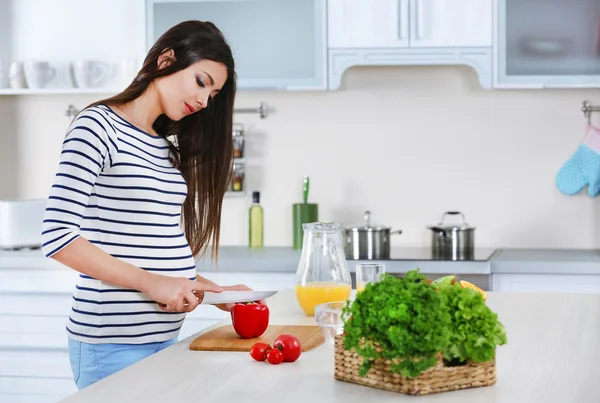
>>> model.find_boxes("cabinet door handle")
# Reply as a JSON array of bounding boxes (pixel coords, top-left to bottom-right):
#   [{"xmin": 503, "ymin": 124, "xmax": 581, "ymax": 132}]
[
  {"xmin": 414, "ymin": 0, "xmax": 423, "ymax": 40},
  {"xmin": 397, "ymin": 0, "xmax": 404, "ymax": 40}
]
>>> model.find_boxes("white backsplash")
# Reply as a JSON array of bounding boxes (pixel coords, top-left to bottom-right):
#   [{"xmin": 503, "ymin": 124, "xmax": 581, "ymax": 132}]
[{"xmin": 1, "ymin": 65, "xmax": 600, "ymax": 249}]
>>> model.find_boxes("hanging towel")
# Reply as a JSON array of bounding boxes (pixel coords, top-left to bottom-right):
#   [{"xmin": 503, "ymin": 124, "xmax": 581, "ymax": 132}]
[{"xmin": 556, "ymin": 125, "xmax": 600, "ymax": 197}]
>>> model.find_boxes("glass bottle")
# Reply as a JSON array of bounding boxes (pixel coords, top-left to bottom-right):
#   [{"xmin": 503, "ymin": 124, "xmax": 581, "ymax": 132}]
[
  {"xmin": 249, "ymin": 191, "xmax": 263, "ymax": 249},
  {"xmin": 295, "ymin": 222, "xmax": 352, "ymax": 316}
]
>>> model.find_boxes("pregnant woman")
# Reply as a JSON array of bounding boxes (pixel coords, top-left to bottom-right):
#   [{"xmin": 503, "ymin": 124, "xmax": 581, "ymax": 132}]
[{"xmin": 41, "ymin": 21, "xmax": 254, "ymax": 389}]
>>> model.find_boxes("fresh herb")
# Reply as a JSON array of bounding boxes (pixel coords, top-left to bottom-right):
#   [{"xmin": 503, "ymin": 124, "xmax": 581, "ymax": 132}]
[
  {"xmin": 438, "ymin": 282, "xmax": 507, "ymax": 365},
  {"xmin": 341, "ymin": 270, "xmax": 451, "ymax": 378}
]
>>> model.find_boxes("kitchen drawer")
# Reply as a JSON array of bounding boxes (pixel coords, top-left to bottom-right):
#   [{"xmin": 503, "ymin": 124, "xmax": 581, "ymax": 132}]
[
  {"xmin": 0, "ymin": 315, "xmax": 69, "ymax": 350},
  {"xmin": 178, "ymin": 319, "xmax": 221, "ymax": 341},
  {"xmin": 0, "ymin": 331, "xmax": 68, "ymax": 351},
  {"xmin": 492, "ymin": 274, "xmax": 600, "ymax": 293},
  {"xmin": 0, "ymin": 376, "xmax": 76, "ymax": 396},
  {"xmin": 0, "ymin": 350, "xmax": 72, "ymax": 378},
  {"xmin": 0, "ymin": 393, "xmax": 71, "ymax": 403},
  {"xmin": 0, "ymin": 294, "xmax": 72, "ymax": 316},
  {"xmin": 0, "ymin": 269, "xmax": 77, "ymax": 294},
  {"xmin": 3, "ymin": 315, "xmax": 68, "ymax": 335}
]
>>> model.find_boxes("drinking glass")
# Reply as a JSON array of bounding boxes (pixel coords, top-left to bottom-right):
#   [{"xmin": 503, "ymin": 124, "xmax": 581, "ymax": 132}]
[{"xmin": 356, "ymin": 262, "xmax": 385, "ymax": 292}]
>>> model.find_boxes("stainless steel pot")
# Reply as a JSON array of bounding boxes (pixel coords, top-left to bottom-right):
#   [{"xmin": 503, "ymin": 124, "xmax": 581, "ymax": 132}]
[
  {"xmin": 344, "ymin": 211, "xmax": 402, "ymax": 260},
  {"xmin": 426, "ymin": 211, "xmax": 476, "ymax": 261}
]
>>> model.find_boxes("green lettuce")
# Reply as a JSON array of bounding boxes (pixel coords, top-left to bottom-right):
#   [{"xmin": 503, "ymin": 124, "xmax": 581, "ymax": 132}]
[
  {"xmin": 341, "ymin": 270, "xmax": 451, "ymax": 378},
  {"xmin": 438, "ymin": 283, "xmax": 507, "ymax": 365}
]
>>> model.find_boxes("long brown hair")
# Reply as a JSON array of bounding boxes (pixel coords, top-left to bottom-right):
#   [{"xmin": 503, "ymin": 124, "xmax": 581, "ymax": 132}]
[{"xmin": 88, "ymin": 21, "xmax": 236, "ymax": 262}]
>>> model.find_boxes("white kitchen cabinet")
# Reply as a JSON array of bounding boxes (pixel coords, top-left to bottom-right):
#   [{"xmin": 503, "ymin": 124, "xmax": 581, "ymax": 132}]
[
  {"xmin": 492, "ymin": 274, "xmax": 600, "ymax": 293},
  {"xmin": 494, "ymin": 0, "xmax": 600, "ymax": 88},
  {"xmin": 327, "ymin": 0, "xmax": 492, "ymax": 49},
  {"xmin": 327, "ymin": 0, "xmax": 409, "ymax": 48},
  {"xmin": 147, "ymin": 0, "xmax": 327, "ymax": 90},
  {"xmin": 326, "ymin": 0, "xmax": 494, "ymax": 89},
  {"xmin": 409, "ymin": 0, "xmax": 492, "ymax": 48}
]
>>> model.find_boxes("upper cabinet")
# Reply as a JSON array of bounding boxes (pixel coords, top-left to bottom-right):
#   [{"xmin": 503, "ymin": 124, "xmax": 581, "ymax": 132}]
[
  {"xmin": 326, "ymin": 0, "xmax": 494, "ymax": 89},
  {"xmin": 328, "ymin": 0, "xmax": 492, "ymax": 49},
  {"xmin": 146, "ymin": 0, "xmax": 327, "ymax": 91},
  {"xmin": 327, "ymin": 0, "xmax": 410, "ymax": 48},
  {"xmin": 495, "ymin": 0, "xmax": 600, "ymax": 88},
  {"xmin": 408, "ymin": 0, "xmax": 492, "ymax": 48},
  {"xmin": 2, "ymin": 0, "xmax": 597, "ymax": 94}
]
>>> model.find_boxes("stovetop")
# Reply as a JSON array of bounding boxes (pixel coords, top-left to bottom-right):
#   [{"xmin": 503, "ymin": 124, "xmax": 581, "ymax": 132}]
[{"xmin": 354, "ymin": 247, "xmax": 499, "ymax": 262}]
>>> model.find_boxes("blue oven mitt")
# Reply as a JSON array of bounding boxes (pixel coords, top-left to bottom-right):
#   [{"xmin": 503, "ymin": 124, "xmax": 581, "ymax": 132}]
[
  {"xmin": 556, "ymin": 152, "xmax": 587, "ymax": 196},
  {"xmin": 556, "ymin": 126, "xmax": 600, "ymax": 197}
]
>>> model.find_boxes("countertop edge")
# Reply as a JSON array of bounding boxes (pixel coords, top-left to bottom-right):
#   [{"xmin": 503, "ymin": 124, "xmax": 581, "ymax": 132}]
[{"xmin": 2, "ymin": 246, "xmax": 600, "ymax": 276}]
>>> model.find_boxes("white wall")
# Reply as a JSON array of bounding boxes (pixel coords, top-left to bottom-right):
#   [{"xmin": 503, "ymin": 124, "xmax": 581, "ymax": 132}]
[{"xmin": 1, "ymin": 65, "xmax": 600, "ymax": 249}]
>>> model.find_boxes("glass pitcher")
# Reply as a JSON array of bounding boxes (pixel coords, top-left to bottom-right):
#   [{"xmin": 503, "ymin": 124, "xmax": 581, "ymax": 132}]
[{"xmin": 295, "ymin": 222, "xmax": 352, "ymax": 316}]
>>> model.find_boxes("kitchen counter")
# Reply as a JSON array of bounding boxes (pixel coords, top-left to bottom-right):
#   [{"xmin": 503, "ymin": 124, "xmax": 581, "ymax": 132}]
[
  {"xmin": 3, "ymin": 246, "xmax": 600, "ymax": 276},
  {"xmin": 491, "ymin": 248, "xmax": 600, "ymax": 274},
  {"xmin": 58, "ymin": 288, "xmax": 600, "ymax": 403}
]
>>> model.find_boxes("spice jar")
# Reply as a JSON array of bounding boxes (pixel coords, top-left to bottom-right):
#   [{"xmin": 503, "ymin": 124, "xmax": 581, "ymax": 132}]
[
  {"xmin": 231, "ymin": 162, "xmax": 245, "ymax": 192},
  {"xmin": 233, "ymin": 125, "xmax": 244, "ymax": 159}
]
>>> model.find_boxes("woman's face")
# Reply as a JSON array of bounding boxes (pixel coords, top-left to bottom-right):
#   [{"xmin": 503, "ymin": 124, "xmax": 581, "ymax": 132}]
[{"xmin": 155, "ymin": 55, "xmax": 228, "ymax": 121}]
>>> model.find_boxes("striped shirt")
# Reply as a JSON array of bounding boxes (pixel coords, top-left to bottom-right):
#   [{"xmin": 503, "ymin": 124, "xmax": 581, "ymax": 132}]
[{"xmin": 41, "ymin": 104, "xmax": 197, "ymax": 344}]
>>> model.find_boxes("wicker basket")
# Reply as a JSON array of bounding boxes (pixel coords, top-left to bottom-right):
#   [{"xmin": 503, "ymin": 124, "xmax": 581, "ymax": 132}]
[{"xmin": 334, "ymin": 334, "xmax": 496, "ymax": 396}]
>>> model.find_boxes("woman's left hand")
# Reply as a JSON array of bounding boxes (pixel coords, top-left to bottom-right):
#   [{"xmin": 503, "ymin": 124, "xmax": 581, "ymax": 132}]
[
  {"xmin": 195, "ymin": 278, "xmax": 267, "ymax": 311},
  {"xmin": 215, "ymin": 284, "xmax": 268, "ymax": 312}
]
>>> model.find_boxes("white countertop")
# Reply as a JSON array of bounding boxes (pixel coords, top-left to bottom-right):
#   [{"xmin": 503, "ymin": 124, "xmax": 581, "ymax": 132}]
[
  {"xmin": 59, "ymin": 289, "xmax": 600, "ymax": 403},
  {"xmin": 5, "ymin": 246, "xmax": 600, "ymax": 275}
]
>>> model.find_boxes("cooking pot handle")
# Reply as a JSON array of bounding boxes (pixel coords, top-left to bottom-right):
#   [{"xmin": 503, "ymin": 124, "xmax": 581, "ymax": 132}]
[
  {"xmin": 364, "ymin": 210, "xmax": 371, "ymax": 227},
  {"xmin": 391, "ymin": 229, "xmax": 402, "ymax": 235},
  {"xmin": 441, "ymin": 211, "xmax": 466, "ymax": 225},
  {"xmin": 427, "ymin": 226, "xmax": 448, "ymax": 237}
]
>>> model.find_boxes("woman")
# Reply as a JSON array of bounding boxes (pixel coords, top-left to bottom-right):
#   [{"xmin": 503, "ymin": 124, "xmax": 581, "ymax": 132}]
[{"xmin": 41, "ymin": 21, "xmax": 254, "ymax": 389}]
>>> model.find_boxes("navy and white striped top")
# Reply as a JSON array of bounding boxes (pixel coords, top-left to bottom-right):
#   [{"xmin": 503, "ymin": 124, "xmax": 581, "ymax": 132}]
[{"xmin": 41, "ymin": 104, "xmax": 197, "ymax": 344}]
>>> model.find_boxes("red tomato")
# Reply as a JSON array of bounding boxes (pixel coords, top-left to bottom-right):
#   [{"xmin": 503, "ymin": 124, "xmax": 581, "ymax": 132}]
[
  {"xmin": 273, "ymin": 334, "xmax": 302, "ymax": 362},
  {"xmin": 266, "ymin": 348, "xmax": 283, "ymax": 365},
  {"xmin": 249, "ymin": 342, "xmax": 271, "ymax": 362}
]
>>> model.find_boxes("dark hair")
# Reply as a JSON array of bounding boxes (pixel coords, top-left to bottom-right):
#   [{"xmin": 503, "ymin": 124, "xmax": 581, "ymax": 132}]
[{"xmin": 88, "ymin": 20, "xmax": 236, "ymax": 262}]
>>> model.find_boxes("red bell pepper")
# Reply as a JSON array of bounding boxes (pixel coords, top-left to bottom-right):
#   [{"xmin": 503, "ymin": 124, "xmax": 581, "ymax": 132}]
[{"xmin": 230, "ymin": 302, "xmax": 269, "ymax": 339}]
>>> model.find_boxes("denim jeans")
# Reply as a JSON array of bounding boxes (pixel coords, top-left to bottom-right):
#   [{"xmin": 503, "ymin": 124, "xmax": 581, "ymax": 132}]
[{"xmin": 67, "ymin": 336, "xmax": 177, "ymax": 390}]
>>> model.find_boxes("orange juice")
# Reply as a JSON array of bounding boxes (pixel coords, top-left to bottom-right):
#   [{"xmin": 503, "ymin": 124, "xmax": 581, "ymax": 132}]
[{"xmin": 295, "ymin": 282, "xmax": 351, "ymax": 316}]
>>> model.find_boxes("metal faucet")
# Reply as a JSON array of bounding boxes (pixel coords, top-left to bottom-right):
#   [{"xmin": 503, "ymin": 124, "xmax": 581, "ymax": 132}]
[{"xmin": 65, "ymin": 104, "xmax": 80, "ymax": 122}]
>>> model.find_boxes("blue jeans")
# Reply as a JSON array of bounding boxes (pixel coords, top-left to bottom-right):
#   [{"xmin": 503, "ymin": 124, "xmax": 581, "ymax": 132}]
[{"xmin": 68, "ymin": 336, "xmax": 177, "ymax": 390}]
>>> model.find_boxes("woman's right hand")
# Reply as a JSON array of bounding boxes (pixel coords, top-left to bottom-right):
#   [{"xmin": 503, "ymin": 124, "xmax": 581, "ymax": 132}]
[{"xmin": 141, "ymin": 273, "xmax": 223, "ymax": 313}]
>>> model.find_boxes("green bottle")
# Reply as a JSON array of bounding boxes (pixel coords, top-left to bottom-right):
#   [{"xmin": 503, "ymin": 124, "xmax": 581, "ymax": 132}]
[{"xmin": 249, "ymin": 191, "xmax": 264, "ymax": 249}]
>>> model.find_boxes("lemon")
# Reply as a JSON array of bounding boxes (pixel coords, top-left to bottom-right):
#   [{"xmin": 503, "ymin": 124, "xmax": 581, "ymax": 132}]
[{"xmin": 459, "ymin": 280, "xmax": 488, "ymax": 301}]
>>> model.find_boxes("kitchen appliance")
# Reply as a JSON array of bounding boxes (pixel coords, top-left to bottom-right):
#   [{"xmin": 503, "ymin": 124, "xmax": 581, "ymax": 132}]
[
  {"xmin": 0, "ymin": 199, "xmax": 46, "ymax": 250},
  {"xmin": 344, "ymin": 210, "xmax": 402, "ymax": 260},
  {"xmin": 426, "ymin": 211, "xmax": 476, "ymax": 261}
]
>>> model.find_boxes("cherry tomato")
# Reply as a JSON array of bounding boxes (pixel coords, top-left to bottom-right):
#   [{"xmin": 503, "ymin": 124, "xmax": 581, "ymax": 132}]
[
  {"xmin": 273, "ymin": 334, "xmax": 302, "ymax": 362},
  {"xmin": 266, "ymin": 348, "xmax": 284, "ymax": 365},
  {"xmin": 249, "ymin": 342, "xmax": 271, "ymax": 362}
]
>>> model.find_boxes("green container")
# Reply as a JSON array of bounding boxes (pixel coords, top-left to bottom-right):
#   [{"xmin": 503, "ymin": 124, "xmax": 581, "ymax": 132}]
[{"xmin": 293, "ymin": 203, "xmax": 318, "ymax": 250}]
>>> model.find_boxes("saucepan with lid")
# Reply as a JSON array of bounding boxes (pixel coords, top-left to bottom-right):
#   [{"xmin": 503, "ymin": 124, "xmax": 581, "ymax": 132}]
[
  {"xmin": 426, "ymin": 211, "xmax": 476, "ymax": 260},
  {"xmin": 344, "ymin": 210, "xmax": 402, "ymax": 260}
]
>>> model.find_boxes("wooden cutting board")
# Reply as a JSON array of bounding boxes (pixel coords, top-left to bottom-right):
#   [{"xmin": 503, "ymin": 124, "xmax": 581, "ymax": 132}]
[{"xmin": 189, "ymin": 325, "xmax": 325, "ymax": 352}]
